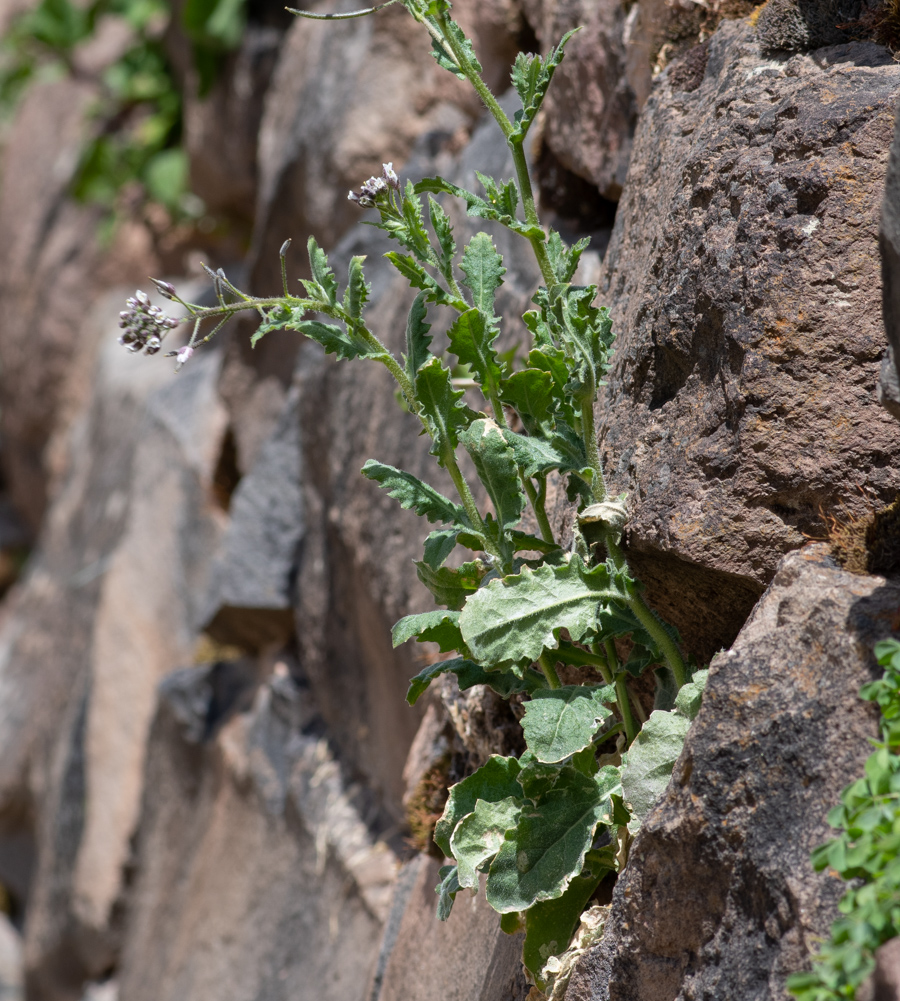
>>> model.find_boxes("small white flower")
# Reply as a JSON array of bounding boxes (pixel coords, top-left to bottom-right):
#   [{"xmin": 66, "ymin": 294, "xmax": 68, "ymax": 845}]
[{"xmin": 175, "ymin": 345, "xmax": 194, "ymax": 371}]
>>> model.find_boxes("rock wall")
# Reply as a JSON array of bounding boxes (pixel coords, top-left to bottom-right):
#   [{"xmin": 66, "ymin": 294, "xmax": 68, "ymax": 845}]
[{"xmin": 0, "ymin": 2, "xmax": 899, "ymax": 1000}]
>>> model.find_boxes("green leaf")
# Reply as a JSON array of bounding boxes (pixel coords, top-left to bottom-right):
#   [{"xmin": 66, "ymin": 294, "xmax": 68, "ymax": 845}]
[
  {"xmin": 414, "ymin": 176, "xmax": 545, "ymax": 241},
  {"xmin": 428, "ymin": 195, "xmax": 456, "ymax": 275},
  {"xmin": 459, "ymin": 419, "xmax": 525, "ymax": 542},
  {"xmin": 392, "ymin": 609, "xmax": 463, "ymax": 652},
  {"xmin": 435, "ymin": 755, "xmax": 523, "ymax": 857},
  {"xmin": 523, "ymin": 869, "xmax": 605, "ymax": 984},
  {"xmin": 452, "ymin": 796, "xmax": 524, "ymax": 889},
  {"xmin": 429, "ymin": 17, "xmax": 482, "ymax": 80},
  {"xmin": 415, "ymin": 357, "xmax": 479, "ymax": 465},
  {"xmin": 305, "ymin": 236, "xmax": 338, "ymax": 305},
  {"xmin": 459, "ymin": 556, "xmax": 619, "ymax": 667},
  {"xmin": 423, "ymin": 528, "xmax": 460, "ymax": 569},
  {"xmin": 435, "ymin": 863, "xmax": 461, "ymax": 921},
  {"xmin": 404, "ymin": 292, "xmax": 433, "ymax": 380},
  {"xmin": 521, "ymin": 687, "xmax": 613, "ymax": 764},
  {"xmin": 446, "ymin": 309, "xmax": 503, "ymax": 399},
  {"xmin": 361, "ymin": 460, "xmax": 467, "ymax": 526},
  {"xmin": 385, "ymin": 252, "xmax": 468, "ymax": 310},
  {"xmin": 343, "ymin": 255, "xmax": 370, "ymax": 320},
  {"xmin": 476, "ymin": 172, "xmax": 519, "ymax": 220},
  {"xmin": 517, "ymin": 754, "xmax": 563, "ymax": 802},
  {"xmin": 416, "ymin": 559, "xmax": 488, "ymax": 610},
  {"xmin": 674, "ymin": 669, "xmax": 709, "ymax": 721},
  {"xmin": 292, "ymin": 319, "xmax": 386, "ymax": 362},
  {"xmin": 460, "ymin": 232, "xmax": 505, "ymax": 317},
  {"xmin": 406, "ymin": 658, "xmax": 545, "ymax": 706},
  {"xmin": 546, "ymin": 230, "xmax": 590, "ymax": 285},
  {"xmin": 510, "ymin": 29, "xmax": 579, "ymax": 142},
  {"xmin": 621, "ymin": 709, "xmax": 691, "ymax": 832},
  {"xmin": 485, "ymin": 765, "xmax": 609, "ymax": 911},
  {"xmin": 500, "ymin": 369, "xmax": 555, "ymax": 426},
  {"xmin": 499, "ymin": 427, "xmax": 589, "ymax": 481}
]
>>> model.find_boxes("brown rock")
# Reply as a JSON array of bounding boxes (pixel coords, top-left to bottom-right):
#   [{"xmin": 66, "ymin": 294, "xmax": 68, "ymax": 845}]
[
  {"xmin": 874, "ymin": 936, "xmax": 900, "ymax": 1001},
  {"xmin": 565, "ymin": 545, "xmax": 892, "ymax": 1001},
  {"xmin": 594, "ymin": 21, "xmax": 900, "ymax": 659}
]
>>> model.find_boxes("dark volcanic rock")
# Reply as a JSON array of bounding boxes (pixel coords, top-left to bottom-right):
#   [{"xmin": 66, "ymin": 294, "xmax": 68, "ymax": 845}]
[
  {"xmin": 756, "ymin": 0, "xmax": 880, "ymax": 52},
  {"xmin": 881, "ymin": 99, "xmax": 900, "ymax": 419},
  {"xmin": 596, "ymin": 20, "xmax": 900, "ymax": 659},
  {"xmin": 565, "ymin": 545, "xmax": 894, "ymax": 1001}
]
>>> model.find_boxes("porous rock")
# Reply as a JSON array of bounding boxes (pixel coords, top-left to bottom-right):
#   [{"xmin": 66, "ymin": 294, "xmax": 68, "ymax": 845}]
[
  {"xmin": 756, "ymin": 0, "xmax": 881, "ymax": 52},
  {"xmin": 595, "ymin": 19, "xmax": 900, "ymax": 660},
  {"xmin": 563, "ymin": 545, "xmax": 893, "ymax": 1001},
  {"xmin": 880, "ymin": 97, "xmax": 900, "ymax": 419}
]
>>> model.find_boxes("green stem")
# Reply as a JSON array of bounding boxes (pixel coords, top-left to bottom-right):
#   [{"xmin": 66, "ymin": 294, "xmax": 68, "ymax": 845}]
[
  {"xmin": 444, "ymin": 453, "xmax": 501, "ymax": 562},
  {"xmin": 508, "ymin": 140, "xmax": 555, "ymax": 287},
  {"xmin": 581, "ymin": 394, "xmax": 607, "ymax": 504},
  {"xmin": 615, "ymin": 673, "xmax": 638, "ymax": 746},
  {"xmin": 523, "ymin": 477, "xmax": 554, "ymax": 545},
  {"xmin": 539, "ymin": 654, "xmax": 562, "ymax": 690}
]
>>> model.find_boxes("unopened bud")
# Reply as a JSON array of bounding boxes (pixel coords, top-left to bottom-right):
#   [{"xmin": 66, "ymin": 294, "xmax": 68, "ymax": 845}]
[
  {"xmin": 279, "ymin": 238, "xmax": 292, "ymax": 257},
  {"xmin": 150, "ymin": 278, "xmax": 177, "ymax": 299},
  {"xmin": 136, "ymin": 290, "xmax": 150, "ymax": 306},
  {"xmin": 382, "ymin": 162, "xmax": 399, "ymax": 189}
]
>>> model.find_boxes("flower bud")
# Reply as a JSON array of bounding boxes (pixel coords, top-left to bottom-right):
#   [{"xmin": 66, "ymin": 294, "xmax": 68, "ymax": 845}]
[
  {"xmin": 382, "ymin": 162, "xmax": 399, "ymax": 189},
  {"xmin": 279, "ymin": 238, "xmax": 292, "ymax": 257},
  {"xmin": 136, "ymin": 290, "xmax": 150, "ymax": 306},
  {"xmin": 150, "ymin": 278, "xmax": 177, "ymax": 299}
]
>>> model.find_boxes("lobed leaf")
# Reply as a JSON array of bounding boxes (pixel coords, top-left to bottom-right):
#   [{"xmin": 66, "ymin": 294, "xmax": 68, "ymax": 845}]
[
  {"xmin": 476, "ymin": 172, "xmax": 519, "ymax": 220},
  {"xmin": 416, "ymin": 558, "xmax": 488, "ymax": 610},
  {"xmin": 422, "ymin": 528, "xmax": 459, "ymax": 569},
  {"xmin": 446, "ymin": 309, "xmax": 503, "ymax": 399},
  {"xmin": 521, "ymin": 686, "xmax": 613, "ymax": 763},
  {"xmin": 361, "ymin": 460, "xmax": 468, "ymax": 526},
  {"xmin": 392, "ymin": 609, "xmax": 464, "ymax": 652},
  {"xmin": 415, "ymin": 357, "xmax": 480, "ymax": 465},
  {"xmin": 486, "ymin": 765, "xmax": 615, "ymax": 912},
  {"xmin": 460, "ymin": 232, "xmax": 505, "ymax": 317},
  {"xmin": 385, "ymin": 252, "xmax": 468, "ymax": 311},
  {"xmin": 306, "ymin": 236, "xmax": 338, "ymax": 305},
  {"xmin": 510, "ymin": 29, "xmax": 579, "ymax": 142},
  {"xmin": 343, "ymin": 255, "xmax": 370, "ymax": 320},
  {"xmin": 459, "ymin": 556, "xmax": 620, "ymax": 667},
  {"xmin": 406, "ymin": 657, "xmax": 545, "ymax": 706},
  {"xmin": 452, "ymin": 796, "xmax": 524, "ymax": 889},
  {"xmin": 500, "ymin": 369, "xmax": 555, "ymax": 426},
  {"xmin": 435, "ymin": 863, "xmax": 461, "ymax": 921},
  {"xmin": 404, "ymin": 291, "xmax": 434, "ymax": 379},
  {"xmin": 290, "ymin": 319, "xmax": 386, "ymax": 362},
  {"xmin": 434, "ymin": 754, "xmax": 523, "ymax": 857},
  {"xmin": 429, "ymin": 16, "xmax": 482, "ymax": 80},
  {"xmin": 414, "ymin": 175, "xmax": 545, "ymax": 241},
  {"xmin": 546, "ymin": 230, "xmax": 590, "ymax": 285},
  {"xmin": 459, "ymin": 419, "xmax": 525, "ymax": 543},
  {"xmin": 427, "ymin": 195, "xmax": 456, "ymax": 276}
]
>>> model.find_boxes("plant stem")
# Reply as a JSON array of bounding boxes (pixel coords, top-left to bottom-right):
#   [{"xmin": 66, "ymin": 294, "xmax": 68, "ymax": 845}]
[
  {"xmin": 581, "ymin": 395, "xmax": 608, "ymax": 504},
  {"xmin": 523, "ymin": 477, "xmax": 554, "ymax": 545},
  {"xmin": 615, "ymin": 673, "xmax": 638, "ymax": 746},
  {"xmin": 539, "ymin": 654, "xmax": 562, "ymax": 689},
  {"xmin": 508, "ymin": 140, "xmax": 556, "ymax": 287}
]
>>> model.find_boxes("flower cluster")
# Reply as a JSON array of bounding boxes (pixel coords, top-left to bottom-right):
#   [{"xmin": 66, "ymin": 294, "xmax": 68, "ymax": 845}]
[
  {"xmin": 118, "ymin": 291, "xmax": 179, "ymax": 355},
  {"xmin": 348, "ymin": 162, "xmax": 400, "ymax": 207}
]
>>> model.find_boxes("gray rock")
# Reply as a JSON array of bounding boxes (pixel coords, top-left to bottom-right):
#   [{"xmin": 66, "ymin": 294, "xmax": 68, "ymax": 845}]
[
  {"xmin": 873, "ymin": 937, "xmax": 900, "ymax": 1001},
  {"xmin": 881, "ymin": 98, "xmax": 900, "ymax": 419},
  {"xmin": 756, "ymin": 0, "xmax": 879, "ymax": 52},
  {"xmin": 594, "ymin": 19, "xmax": 900, "ymax": 661},
  {"xmin": 564, "ymin": 545, "xmax": 892, "ymax": 1001}
]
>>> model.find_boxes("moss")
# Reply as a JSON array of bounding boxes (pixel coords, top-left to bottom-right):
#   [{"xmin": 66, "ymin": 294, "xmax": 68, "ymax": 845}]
[{"xmin": 405, "ymin": 757, "xmax": 451, "ymax": 857}]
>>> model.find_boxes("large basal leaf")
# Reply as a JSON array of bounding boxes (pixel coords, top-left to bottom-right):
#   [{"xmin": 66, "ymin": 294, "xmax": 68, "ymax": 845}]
[
  {"xmin": 361, "ymin": 460, "xmax": 468, "ymax": 526},
  {"xmin": 416, "ymin": 559, "xmax": 488, "ymax": 610},
  {"xmin": 406, "ymin": 658, "xmax": 543, "ymax": 706},
  {"xmin": 523, "ymin": 869, "xmax": 605, "ymax": 985},
  {"xmin": 459, "ymin": 232, "xmax": 505, "ymax": 317},
  {"xmin": 485, "ymin": 766, "xmax": 611, "ymax": 912},
  {"xmin": 621, "ymin": 709, "xmax": 691, "ymax": 832},
  {"xmin": 459, "ymin": 419, "xmax": 525, "ymax": 539},
  {"xmin": 392, "ymin": 610, "xmax": 463, "ymax": 652},
  {"xmin": 451, "ymin": 796, "xmax": 523, "ymax": 889},
  {"xmin": 521, "ymin": 686, "xmax": 612, "ymax": 763},
  {"xmin": 434, "ymin": 755, "xmax": 523, "ymax": 857},
  {"xmin": 447, "ymin": 308, "xmax": 503, "ymax": 399},
  {"xmin": 415, "ymin": 357, "xmax": 480, "ymax": 465},
  {"xmin": 459, "ymin": 556, "xmax": 619, "ymax": 667}
]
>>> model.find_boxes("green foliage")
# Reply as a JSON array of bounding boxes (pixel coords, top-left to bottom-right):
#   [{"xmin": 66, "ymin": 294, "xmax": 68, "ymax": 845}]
[
  {"xmin": 788, "ymin": 639, "xmax": 900, "ymax": 1001},
  {"xmin": 149, "ymin": 2, "xmax": 699, "ymax": 982}
]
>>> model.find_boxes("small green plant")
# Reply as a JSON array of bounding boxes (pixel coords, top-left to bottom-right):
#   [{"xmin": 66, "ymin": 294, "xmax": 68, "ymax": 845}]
[
  {"xmin": 788, "ymin": 638, "xmax": 900, "ymax": 1001},
  {"xmin": 122, "ymin": 0, "xmax": 706, "ymax": 985}
]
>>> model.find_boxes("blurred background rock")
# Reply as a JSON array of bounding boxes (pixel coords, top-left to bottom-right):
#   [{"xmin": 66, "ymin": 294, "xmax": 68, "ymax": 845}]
[{"xmin": 0, "ymin": 0, "xmax": 900, "ymax": 998}]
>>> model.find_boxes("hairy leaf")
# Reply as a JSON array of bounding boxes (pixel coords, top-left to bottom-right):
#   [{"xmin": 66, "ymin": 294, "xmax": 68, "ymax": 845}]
[
  {"xmin": 430, "ymin": 16, "xmax": 482, "ymax": 80},
  {"xmin": 435, "ymin": 755, "xmax": 523, "ymax": 857},
  {"xmin": 521, "ymin": 686, "xmax": 612, "ymax": 763},
  {"xmin": 385, "ymin": 252, "xmax": 468, "ymax": 310},
  {"xmin": 460, "ymin": 232, "xmax": 505, "ymax": 317},
  {"xmin": 406, "ymin": 658, "xmax": 545, "ymax": 706},
  {"xmin": 674, "ymin": 669, "xmax": 709, "ymax": 721},
  {"xmin": 392, "ymin": 609, "xmax": 463, "ymax": 651},
  {"xmin": 500, "ymin": 369, "xmax": 555, "ymax": 426},
  {"xmin": 305, "ymin": 236, "xmax": 338, "ymax": 305},
  {"xmin": 423, "ymin": 528, "xmax": 459, "ymax": 569},
  {"xmin": 435, "ymin": 863, "xmax": 461, "ymax": 921},
  {"xmin": 416, "ymin": 558, "xmax": 488, "ymax": 610},
  {"xmin": 486, "ymin": 765, "xmax": 613, "ymax": 912},
  {"xmin": 475, "ymin": 172, "xmax": 520, "ymax": 220},
  {"xmin": 415, "ymin": 357, "xmax": 480, "ymax": 465},
  {"xmin": 459, "ymin": 557, "xmax": 620, "ymax": 667},
  {"xmin": 523, "ymin": 869, "xmax": 605, "ymax": 984},
  {"xmin": 447, "ymin": 308, "xmax": 503, "ymax": 399},
  {"xmin": 546, "ymin": 230, "xmax": 590, "ymax": 285},
  {"xmin": 460, "ymin": 419, "xmax": 525, "ymax": 542},
  {"xmin": 414, "ymin": 176, "xmax": 544, "ymax": 241},
  {"xmin": 404, "ymin": 291, "xmax": 433, "ymax": 379},
  {"xmin": 289, "ymin": 319, "xmax": 386, "ymax": 362},
  {"xmin": 452, "ymin": 796, "xmax": 524, "ymax": 889},
  {"xmin": 510, "ymin": 29, "xmax": 579, "ymax": 141},
  {"xmin": 621, "ymin": 709, "xmax": 691, "ymax": 832},
  {"xmin": 343, "ymin": 255, "xmax": 370, "ymax": 319},
  {"xmin": 361, "ymin": 460, "xmax": 467, "ymax": 525},
  {"xmin": 428, "ymin": 195, "xmax": 456, "ymax": 275},
  {"xmin": 500, "ymin": 427, "xmax": 590, "ymax": 481}
]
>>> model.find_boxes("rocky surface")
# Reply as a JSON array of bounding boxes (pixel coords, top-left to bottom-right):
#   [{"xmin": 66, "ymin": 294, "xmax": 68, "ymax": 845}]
[
  {"xmin": 564, "ymin": 545, "xmax": 892, "ymax": 1001},
  {"xmin": 0, "ymin": 4, "xmax": 899, "ymax": 1001},
  {"xmin": 596, "ymin": 20, "xmax": 900, "ymax": 660}
]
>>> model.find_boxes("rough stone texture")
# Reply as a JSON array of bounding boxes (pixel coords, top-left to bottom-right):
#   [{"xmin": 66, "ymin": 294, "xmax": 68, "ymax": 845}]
[
  {"xmin": 874, "ymin": 937, "xmax": 900, "ymax": 1001},
  {"xmin": 756, "ymin": 0, "xmax": 880, "ymax": 52},
  {"xmin": 595, "ymin": 20, "xmax": 900, "ymax": 661},
  {"xmin": 564, "ymin": 545, "xmax": 892, "ymax": 1001},
  {"xmin": 881, "ymin": 99, "xmax": 900, "ymax": 418},
  {"xmin": 116, "ymin": 665, "xmax": 394, "ymax": 1001},
  {"xmin": 374, "ymin": 855, "xmax": 530, "ymax": 1001}
]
